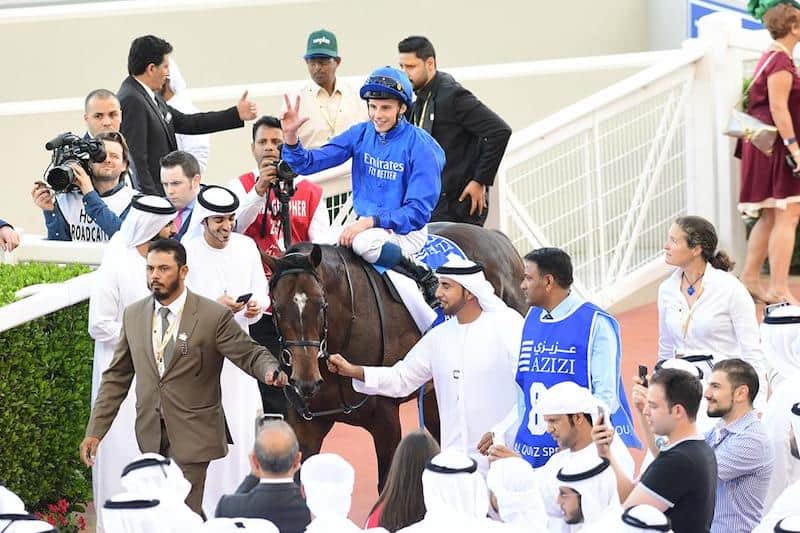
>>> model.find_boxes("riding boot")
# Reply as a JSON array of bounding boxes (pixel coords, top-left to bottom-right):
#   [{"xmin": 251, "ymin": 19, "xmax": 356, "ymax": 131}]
[{"xmin": 392, "ymin": 256, "xmax": 440, "ymax": 308}]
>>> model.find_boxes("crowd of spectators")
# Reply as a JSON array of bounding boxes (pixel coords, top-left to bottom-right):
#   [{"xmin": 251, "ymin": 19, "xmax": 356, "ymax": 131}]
[{"xmin": 5, "ymin": 3, "xmax": 800, "ymax": 532}]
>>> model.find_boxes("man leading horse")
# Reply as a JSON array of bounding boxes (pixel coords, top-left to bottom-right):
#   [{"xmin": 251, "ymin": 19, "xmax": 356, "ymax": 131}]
[
  {"xmin": 279, "ymin": 66, "xmax": 445, "ymax": 307},
  {"xmin": 326, "ymin": 257, "xmax": 523, "ymax": 475}
]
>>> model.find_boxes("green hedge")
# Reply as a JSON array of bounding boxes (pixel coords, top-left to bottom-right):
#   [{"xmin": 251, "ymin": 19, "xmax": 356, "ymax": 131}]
[{"xmin": 0, "ymin": 263, "xmax": 93, "ymax": 513}]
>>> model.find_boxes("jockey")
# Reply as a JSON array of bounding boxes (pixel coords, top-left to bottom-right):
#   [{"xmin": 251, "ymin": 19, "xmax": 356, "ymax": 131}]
[{"xmin": 279, "ymin": 66, "xmax": 445, "ymax": 307}]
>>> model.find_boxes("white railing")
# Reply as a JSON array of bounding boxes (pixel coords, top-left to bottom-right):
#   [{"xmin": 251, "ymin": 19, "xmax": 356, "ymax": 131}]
[
  {"xmin": 0, "ymin": 271, "xmax": 96, "ymax": 334},
  {"xmin": 496, "ymin": 44, "xmax": 707, "ymax": 307},
  {"xmin": 0, "ymin": 51, "xmax": 677, "ymax": 117}
]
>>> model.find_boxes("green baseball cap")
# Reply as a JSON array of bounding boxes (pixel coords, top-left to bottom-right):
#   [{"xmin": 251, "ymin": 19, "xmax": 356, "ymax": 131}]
[{"xmin": 304, "ymin": 29, "xmax": 338, "ymax": 59}]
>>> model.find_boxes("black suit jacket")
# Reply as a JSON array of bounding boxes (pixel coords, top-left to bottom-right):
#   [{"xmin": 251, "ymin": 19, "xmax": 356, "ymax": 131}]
[
  {"xmin": 408, "ymin": 71, "xmax": 511, "ymax": 225},
  {"xmin": 118, "ymin": 76, "xmax": 244, "ymax": 196},
  {"xmin": 215, "ymin": 474, "xmax": 311, "ymax": 533}
]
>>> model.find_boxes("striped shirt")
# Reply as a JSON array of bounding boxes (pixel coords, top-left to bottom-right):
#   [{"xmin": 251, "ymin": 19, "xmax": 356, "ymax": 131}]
[{"xmin": 705, "ymin": 410, "xmax": 774, "ymax": 533}]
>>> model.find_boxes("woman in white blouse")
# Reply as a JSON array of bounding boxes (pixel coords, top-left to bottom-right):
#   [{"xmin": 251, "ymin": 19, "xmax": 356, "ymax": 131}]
[{"xmin": 658, "ymin": 216, "xmax": 767, "ymax": 408}]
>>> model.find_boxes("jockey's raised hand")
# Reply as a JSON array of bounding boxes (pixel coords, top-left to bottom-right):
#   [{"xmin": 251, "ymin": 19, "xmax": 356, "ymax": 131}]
[{"xmin": 280, "ymin": 94, "xmax": 310, "ymax": 146}]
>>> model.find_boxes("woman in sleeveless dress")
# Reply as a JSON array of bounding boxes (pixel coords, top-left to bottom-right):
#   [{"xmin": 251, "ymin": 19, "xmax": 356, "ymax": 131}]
[{"xmin": 740, "ymin": 2, "xmax": 800, "ymax": 305}]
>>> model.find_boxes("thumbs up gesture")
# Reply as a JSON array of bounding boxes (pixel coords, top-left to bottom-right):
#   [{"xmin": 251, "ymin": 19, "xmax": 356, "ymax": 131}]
[{"xmin": 237, "ymin": 90, "xmax": 258, "ymax": 121}]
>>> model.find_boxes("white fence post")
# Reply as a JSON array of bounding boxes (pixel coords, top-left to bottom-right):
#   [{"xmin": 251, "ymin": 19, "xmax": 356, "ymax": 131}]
[{"xmin": 696, "ymin": 12, "xmax": 747, "ymax": 267}]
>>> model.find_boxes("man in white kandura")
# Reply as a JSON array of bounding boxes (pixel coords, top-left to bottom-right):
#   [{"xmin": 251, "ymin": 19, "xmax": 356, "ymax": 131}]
[
  {"xmin": 522, "ymin": 382, "xmax": 633, "ymax": 533},
  {"xmin": 761, "ymin": 304, "xmax": 800, "ymax": 508},
  {"xmin": 182, "ymin": 185, "xmax": 269, "ymax": 517},
  {"xmin": 754, "ymin": 402, "xmax": 800, "ymax": 533},
  {"xmin": 397, "ymin": 450, "xmax": 506, "ymax": 532},
  {"xmin": 326, "ymin": 257, "xmax": 522, "ymax": 474},
  {"xmin": 553, "ymin": 452, "xmax": 620, "ymax": 533},
  {"xmin": 88, "ymin": 194, "xmax": 177, "ymax": 532}
]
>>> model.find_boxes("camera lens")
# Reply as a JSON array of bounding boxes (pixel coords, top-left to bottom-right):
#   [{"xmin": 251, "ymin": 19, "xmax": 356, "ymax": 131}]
[{"xmin": 46, "ymin": 165, "xmax": 75, "ymax": 193}]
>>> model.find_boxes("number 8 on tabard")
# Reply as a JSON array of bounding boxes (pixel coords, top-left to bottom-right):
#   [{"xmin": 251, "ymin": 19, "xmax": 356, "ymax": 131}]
[{"xmin": 527, "ymin": 382, "xmax": 549, "ymax": 436}]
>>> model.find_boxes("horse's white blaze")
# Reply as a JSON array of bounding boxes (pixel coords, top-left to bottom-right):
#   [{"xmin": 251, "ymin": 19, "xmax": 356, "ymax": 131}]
[{"xmin": 294, "ymin": 292, "xmax": 308, "ymax": 317}]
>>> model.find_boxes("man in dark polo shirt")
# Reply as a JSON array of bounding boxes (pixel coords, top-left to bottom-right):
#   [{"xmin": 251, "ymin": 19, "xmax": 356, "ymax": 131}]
[{"xmin": 593, "ymin": 368, "xmax": 717, "ymax": 533}]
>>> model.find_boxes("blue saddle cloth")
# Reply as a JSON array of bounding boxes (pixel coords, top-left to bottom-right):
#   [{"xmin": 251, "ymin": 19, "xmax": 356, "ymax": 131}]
[{"xmin": 371, "ymin": 234, "xmax": 466, "ymax": 273}]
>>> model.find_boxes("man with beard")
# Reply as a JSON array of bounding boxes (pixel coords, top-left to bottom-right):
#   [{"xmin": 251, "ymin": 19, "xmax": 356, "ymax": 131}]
[
  {"xmin": 33, "ymin": 131, "xmax": 136, "ymax": 241},
  {"xmin": 88, "ymin": 195, "xmax": 177, "ymax": 532},
  {"xmin": 326, "ymin": 257, "xmax": 521, "ymax": 474},
  {"xmin": 81, "ymin": 238, "xmax": 286, "ymax": 517},
  {"xmin": 398, "ymin": 35, "xmax": 511, "ymax": 226},
  {"xmin": 703, "ymin": 359, "xmax": 774, "ymax": 533}
]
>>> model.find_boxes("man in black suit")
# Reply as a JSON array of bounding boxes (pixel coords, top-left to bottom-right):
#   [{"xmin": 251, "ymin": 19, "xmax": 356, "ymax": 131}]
[
  {"xmin": 398, "ymin": 35, "xmax": 511, "ymax": 227},
  {"xmin": 215, "ymin": 420, "xmax": 310, "ymax": 533},
  {"xmin": 119, "ymin": 35, "xmax": 258, "ymax": 196}
]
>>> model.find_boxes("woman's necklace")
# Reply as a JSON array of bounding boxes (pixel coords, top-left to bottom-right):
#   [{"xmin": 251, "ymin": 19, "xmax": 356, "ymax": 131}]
[
  {"xmin": 682, "ymin": 271, "xmax": 704, "ymax": 296},
  {"xmin": 774, "ymin": 40, "xmax": 793, "ymax": 58}
]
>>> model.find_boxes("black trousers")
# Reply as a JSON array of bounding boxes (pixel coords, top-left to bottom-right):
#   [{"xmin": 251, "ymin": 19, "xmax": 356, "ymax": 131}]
[{"xmin": 249, "ymin": 315, "xmax": 288, "ymax": 417}]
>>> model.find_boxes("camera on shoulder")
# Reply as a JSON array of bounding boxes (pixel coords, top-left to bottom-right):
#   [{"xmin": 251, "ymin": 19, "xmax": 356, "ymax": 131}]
[{"xmin": 43, "ymin": 132, "xmax": 106, "ymax": 193}]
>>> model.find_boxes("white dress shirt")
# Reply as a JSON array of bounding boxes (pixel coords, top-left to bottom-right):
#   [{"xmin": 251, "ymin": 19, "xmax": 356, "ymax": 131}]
[
  {"xmin": 152, "ymin": 287, "xmax": 187, "ymax": 359},
  {"xmin": 135, "ymin": 77, "xmax": 158, "ymax": 106},
  {"xmin": 657, "ymin": 265, "xmax": 767, "ymax": 408},
  {"xmin": 289, "ymin": 79, "xmax": 367, "ymax": 149}
]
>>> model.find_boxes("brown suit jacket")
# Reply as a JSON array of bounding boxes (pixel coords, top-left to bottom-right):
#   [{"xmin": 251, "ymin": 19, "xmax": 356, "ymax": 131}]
[{"xmin": 86, "ymin": 289, "xmax": 278, "ymax": 464}]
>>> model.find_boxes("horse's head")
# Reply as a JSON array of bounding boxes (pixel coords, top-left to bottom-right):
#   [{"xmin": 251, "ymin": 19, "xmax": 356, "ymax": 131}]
[{"xmin": 263, "ymin": 244, "xmax": 328, "ymax": 402}]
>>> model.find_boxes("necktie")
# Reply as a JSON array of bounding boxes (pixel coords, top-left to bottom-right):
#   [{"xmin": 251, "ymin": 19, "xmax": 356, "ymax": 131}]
[
  {"xmin": 159, "ymin": 307, "xmax": 175, "ymax": 370},
  {"xmin": 155, "ymin": 95, "xmax": 170, "ymax": 121},
  {"xmin": 174, "ymin": 208, "xmax": 186, "ymax": 232}
]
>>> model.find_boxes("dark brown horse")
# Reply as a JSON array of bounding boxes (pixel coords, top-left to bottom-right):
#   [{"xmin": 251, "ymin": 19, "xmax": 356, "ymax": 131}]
[{"xmin": 262, "ymin": 222, "xmax": 526, "ymax": 488}]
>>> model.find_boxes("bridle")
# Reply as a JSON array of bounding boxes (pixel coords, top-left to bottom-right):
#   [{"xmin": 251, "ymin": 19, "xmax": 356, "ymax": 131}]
[
  {"xmin": 270, "ymin": 266, "xmax": 330, "ymax": 373},
  {"xmin": 269, "ymin": 251, "xmax": 368, "ymax": 420}
]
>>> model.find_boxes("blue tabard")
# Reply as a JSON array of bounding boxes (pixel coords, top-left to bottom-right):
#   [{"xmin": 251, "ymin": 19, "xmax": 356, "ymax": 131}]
[{"xmin": 513, "ymin": 302, "xmax": 641, "ymax": 468}]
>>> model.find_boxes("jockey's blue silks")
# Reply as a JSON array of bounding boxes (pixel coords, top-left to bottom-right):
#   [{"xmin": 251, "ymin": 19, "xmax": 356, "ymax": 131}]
[{"xmin": 513, "ymin": 302, "xmax": 641, "ymax": 467}]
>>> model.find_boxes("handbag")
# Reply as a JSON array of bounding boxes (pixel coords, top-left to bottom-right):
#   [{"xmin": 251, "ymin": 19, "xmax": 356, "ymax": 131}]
[{"xmin": 723, "ymin": 51, "xmax": 780, "ymax": 156}]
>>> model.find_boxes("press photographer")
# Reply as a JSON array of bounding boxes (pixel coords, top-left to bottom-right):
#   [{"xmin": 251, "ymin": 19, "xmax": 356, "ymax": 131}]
[
  {"xmin": 32, "ymin": 131, "xmax": 135, "ymax": 242},
  {"xmin": 229, "ymin": 115, "xmax": 329, "ymax": 415}
]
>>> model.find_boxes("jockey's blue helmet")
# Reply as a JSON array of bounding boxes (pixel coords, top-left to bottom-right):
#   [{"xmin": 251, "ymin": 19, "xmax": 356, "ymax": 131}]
[{"xmin": 359, "ymin": 66, "xmax": 413, "ymax": 108}]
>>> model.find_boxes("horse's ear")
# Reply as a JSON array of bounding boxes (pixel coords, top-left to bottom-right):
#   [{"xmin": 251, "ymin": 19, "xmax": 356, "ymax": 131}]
[
  {"xmin": 309, "ymin": 244, "xmax": 322, "ymax": 269},
  {"xmin": 261, "ymin": 251, "xmax": 280, "ymax": 274}
]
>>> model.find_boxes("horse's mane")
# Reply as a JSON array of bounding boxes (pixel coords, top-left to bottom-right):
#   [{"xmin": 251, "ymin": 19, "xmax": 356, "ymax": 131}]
[{"xmin": 281, "ymin": 242, "xmax": 359, "ymax": 269}]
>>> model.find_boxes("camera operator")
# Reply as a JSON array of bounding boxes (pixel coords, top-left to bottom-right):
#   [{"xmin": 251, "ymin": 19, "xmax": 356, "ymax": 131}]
[
  {"xmin": 229, "ymin": 115, "xmax": 329, "ymax": 415},
  {"xmin": 32, "ymin": 131, "xmax": 135, "ymax": 242}
]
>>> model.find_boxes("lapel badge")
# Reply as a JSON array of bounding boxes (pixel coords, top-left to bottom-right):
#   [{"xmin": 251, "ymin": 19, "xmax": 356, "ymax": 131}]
[{"xmin": 178, "ymin": 333, "xmax": 189, "ymax": 356}]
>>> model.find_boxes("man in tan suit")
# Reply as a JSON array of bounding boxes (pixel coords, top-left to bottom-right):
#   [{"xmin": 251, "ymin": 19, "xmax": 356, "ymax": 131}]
[{"xmin": 80, "ymin": 238, "xmax": 285, "ymax": 516}]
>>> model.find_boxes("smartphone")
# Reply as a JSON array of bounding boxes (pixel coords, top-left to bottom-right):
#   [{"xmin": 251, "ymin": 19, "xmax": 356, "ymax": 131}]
[
  {"xmin": 597, "ymin": 405, "xmax": 606, "ymax": 426},
  {"xmin": 639, "ymin": 364, "xmax": 649, "ymax": 387},
  {"xmin": 254, "ymin": 412, "xmax": 284, "ymax": 436},
  {"xmin": 786, "ymin": 154, "xmax": 800, "ymax": 177},
  {"xmin": 236, "ymin": 292, "xmax": 253, "ymax": 304}
]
